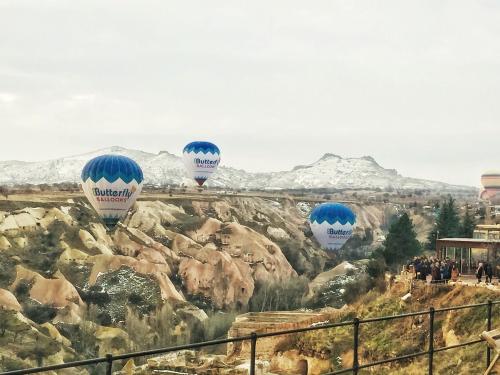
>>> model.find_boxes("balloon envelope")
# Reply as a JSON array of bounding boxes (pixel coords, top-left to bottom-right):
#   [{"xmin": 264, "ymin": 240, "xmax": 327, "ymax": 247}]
[
  {"xmin": 481, "ymin": 170, "xmax": 500, "ymax": 189},
  {"xmin": 309, "ymin": 203, "xmax": 356, "ymax": 251},
  {"xmin": 182, "ymin": 141, "xmax": 220, "ymax": 186},
  {"xmin": 480, "ymin": 171, "xmax": 500, "ymax": 205},
  {"xmin": 81, "ymin": 155, "xmax": 144, "ymax": 228},
  {"xmin": 480, "ymin": 188, "xmax": 500, "ymax": 205}
]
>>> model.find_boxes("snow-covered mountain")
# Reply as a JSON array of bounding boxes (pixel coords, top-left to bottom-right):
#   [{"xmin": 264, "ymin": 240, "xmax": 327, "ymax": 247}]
[{"xmin": 0, "ymin": 146, "xmax": 475, "ymax": 192}]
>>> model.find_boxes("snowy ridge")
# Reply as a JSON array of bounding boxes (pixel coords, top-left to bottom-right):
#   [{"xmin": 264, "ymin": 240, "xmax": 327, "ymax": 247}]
[{"xmin": 0, "ymin": 146, "xmax": 475, "ymax": 192}]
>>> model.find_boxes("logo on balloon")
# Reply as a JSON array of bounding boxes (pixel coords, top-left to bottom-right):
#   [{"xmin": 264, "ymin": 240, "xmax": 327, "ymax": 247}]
[
  {"xmin": 194, "ymin": 158, "xmax": 220, "ymax": 168},
  {"xmin": 327, "ymin": 228, "xmax": 353, "ymax": 237},
  {"xmin": 93, "ymin": 188, "xmax": 135, "ymax": 202}
]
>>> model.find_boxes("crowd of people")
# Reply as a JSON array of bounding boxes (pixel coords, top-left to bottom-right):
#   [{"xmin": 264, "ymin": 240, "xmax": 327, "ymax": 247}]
[
  {"xmin": 408, "ymin": 256, "xmax": 460, "ymax": 283},
  {"xmin": 407, "ymin": 256, "xmax": 496, "ymax": 284}
]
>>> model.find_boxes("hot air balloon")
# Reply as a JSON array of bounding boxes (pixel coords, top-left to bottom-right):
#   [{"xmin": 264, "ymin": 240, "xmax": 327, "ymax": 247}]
[
  {"xmin": 81, "ymin": 155, "xmax": 144, "ymax": 229},
  {"xmin": 309, "ymin": 203, "xmax": 356, "ymax": 251},
  {"xmin": 480, "ymin": 170, "xmax": 500, "ymax": 205},
  {"xmin": 182, "ymin": 141, "xmax": 220, "ymax": 186}
]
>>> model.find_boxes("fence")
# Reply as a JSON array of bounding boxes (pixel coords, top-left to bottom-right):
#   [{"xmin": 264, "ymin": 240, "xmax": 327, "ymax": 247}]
[{"xmin": 1, "ymin": 300, "xmax": 499, "ymax": 375}]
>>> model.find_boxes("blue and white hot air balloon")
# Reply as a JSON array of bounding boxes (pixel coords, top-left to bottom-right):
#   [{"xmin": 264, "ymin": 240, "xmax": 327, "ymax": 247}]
[
  {"xmin": 182, "ymin": 141, "xmax": 220, "ymax": 186},
  {"xmin": 81, "ymin": 155, "xmax": 144, "ymax": 229},
  {"xmin": 309, "ymin": 203, "xmax": 356, "ymax": 251}
]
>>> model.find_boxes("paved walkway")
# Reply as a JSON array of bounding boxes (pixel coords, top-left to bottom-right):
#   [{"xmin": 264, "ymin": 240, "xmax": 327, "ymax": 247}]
[
  {"xmin": 451, "ymin": 275, "xmax": 500, "ymax": 291},
  {"xmin": 398, "ymin": 272, "xmax": 500, "ymax": 292}
]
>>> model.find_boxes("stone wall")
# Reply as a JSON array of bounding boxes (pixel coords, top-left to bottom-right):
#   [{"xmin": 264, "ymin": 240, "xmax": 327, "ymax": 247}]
[{"xmin": 227, "ymin": 311, "xmax": 330, "ymax": 359}]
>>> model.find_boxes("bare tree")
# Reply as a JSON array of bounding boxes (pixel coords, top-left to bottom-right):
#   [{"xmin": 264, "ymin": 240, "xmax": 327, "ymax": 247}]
[{"xmin": 0, "ymin": 186, "xmax": 9, "ymax": 199}]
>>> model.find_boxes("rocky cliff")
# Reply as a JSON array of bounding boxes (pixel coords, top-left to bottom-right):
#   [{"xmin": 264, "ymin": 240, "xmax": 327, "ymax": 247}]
[
  {"xmin": 0, "ymin": 192, "xmax": 435, "ymax": 372},
  {"xmin": 0, "ymin": 193, "xmax": 322, "ymax": 371}
]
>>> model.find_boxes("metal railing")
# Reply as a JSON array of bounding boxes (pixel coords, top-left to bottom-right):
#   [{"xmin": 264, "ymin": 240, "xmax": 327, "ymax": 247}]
[{"xmin": 1, "ymin": 300, "xmax": 498, "ymax": 375}]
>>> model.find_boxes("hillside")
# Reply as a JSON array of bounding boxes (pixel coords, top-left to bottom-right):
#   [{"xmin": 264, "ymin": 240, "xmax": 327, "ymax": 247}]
[
  {"xmin": 296, "ymin": 282, "xmax": 500, "ymax": 374},
  {"xmin": 0, "ymin": 192, "xmax": 437, "ymax": 372},
  {"xmin": 118, "ymin": 281, "xmax": 500, "ymax": 374},
  {"xmin": 0, "ymin": 146, "xmax": 475, "ymax": 193},
  {"xmin": 0, "ymin": 192, "xmax": 494, "ymax": 374},
  {"xmin": 0, "ymin": 196, "xmax": 302, "ymax": 372}
]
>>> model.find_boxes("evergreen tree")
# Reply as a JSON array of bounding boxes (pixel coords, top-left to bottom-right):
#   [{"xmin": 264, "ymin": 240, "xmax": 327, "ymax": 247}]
[
  {"xmin": 382, "ymin": 213, "xmax": 421, "ymax": 265},
  {"xmin": 427, "ymin": 196, "xmax": 460, "ymax": 248},
  {"xmin": 439, "ymin": 196, "xmax": 460, "ymax": 237},
  {"xmin": 427, "ymin": 230, "xmax": 438, "ymax": 250},
  {"xmin": 459, "ymin": 210, "xmax": 475, "ymax": 238}
]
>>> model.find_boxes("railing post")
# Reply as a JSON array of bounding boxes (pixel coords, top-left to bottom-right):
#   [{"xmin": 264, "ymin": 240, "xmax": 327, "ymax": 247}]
[
  {"xmin": 428, "ymin": 307, "xmax": 435, "ymax": 375},
  {"xmin": 106, "ymin": 353, "xmax": 113, "ymax": 375},
  {"xmin": 353, "ymin": 318, "xmax": 360, "ymax": 375},
  {"xmin": 487, "ymin": 300, "xmax": 493, "ymax": 368},
  {"xmin": 250, "ymin": 332, "xmax": 257, "ymax": 375}
]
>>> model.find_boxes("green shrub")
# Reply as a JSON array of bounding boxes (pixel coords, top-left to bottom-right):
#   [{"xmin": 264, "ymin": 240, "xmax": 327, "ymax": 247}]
[
  {"xmin": 14, "ymin": 280, "xmax": 31, "ymax": 302},
  {"xmin": 174, "ymin": 215, "xmax": 207, "ymax": 233},
  {"xmin": 0, "ymin": 356, "xmax": 28, "ymax": 371},
  {"xmin": 0, "ymin": 257, "xmax": 16, "ymax": 289},
  {"xmin": 128, "ymin": 292, "xmax": 144, "ymax": 305},
  {"xmin": 278, "ymin": 240, "xmax": 309, "ymax": 275},
  {"xmin": 249, "ymin": 277, "xmax": 309, "ymax": 312},
  {"xmin": 79, "ymin": 285, "xmax": 111, "ymax": 306},
  {"xmin": 56, "ymin": 306, "xmax": 100, "ymax": 359},
  {"xmin": 23, "ymin": 303, "xmax": 57, "ymax": 324},
  {"xmin": 200, "ymin": 311, "xmax": 238, "ymax": 341},
  {"xmin": 367, "ymin": 257, "xmax": 387, "ymax": 279},
  {"xmin": 125, "ymin": 303, "xmax": 189, "ymax": 352},
  {"xmin": 342, "ymin": 275, "xmax": 373, "ymax": 304}
]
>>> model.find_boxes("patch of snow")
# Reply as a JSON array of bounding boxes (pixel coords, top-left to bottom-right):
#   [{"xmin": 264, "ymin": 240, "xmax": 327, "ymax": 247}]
[
  {"xmin": 296, "ymin": 202, "xmax": 311, "ymax": 216},
  {"xmin": 0, "ymin": 147, "xmax": 475, "ymax": 192},
  {"xmin": 401, "ymin": 293, "xmax": 412, "ymax": 302},
  {"xmin": 266, "ymin": 226, "xmax": 289, "ymax": 240},
  {"xmin": 236, "ymin": 360, "xmax": 270, "ymax": 371},
  {"xmin": 310, "ymin": 320, "xmax": 330, "ymax": 327},
  {"xmin": 60, "ymin": 206, "xmax": 72, "ymax": 215}
]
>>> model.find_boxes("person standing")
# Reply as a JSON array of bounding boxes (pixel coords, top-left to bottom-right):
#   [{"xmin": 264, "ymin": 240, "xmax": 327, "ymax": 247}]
[
  {"xmin": 424, "ymin": 261, "xmax": 431, "ymax": 281},
  {"xmin": 451, "ymin": 264, "xmax": 459, "ymax": 282},
  {"xmin": 440, "ymin": 261, "xmax": 445, "ymax": 281},
  {"xmin": 476, "ymin": 262, "xmax": 484, "ymax": 284},
  {"xmin": 485, "ymin": 262, "xmax": 493, "ymax": 284},
  {"xmin": 443, "ymin": 261, "xmax": 452, "ymax": 282},
  {"xmin": 432, "ymin": 262, "xmax": 441, "ymax": 283},
  {"xmin": 415, "ymin": 259, "xmax": 422, "ymax": 280}
]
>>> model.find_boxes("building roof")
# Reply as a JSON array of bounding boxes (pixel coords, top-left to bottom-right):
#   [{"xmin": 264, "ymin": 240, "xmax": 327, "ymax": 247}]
[
  {"xmin": 475, "ymin": 224, "xmax": 500, "ymax": 229},
  {"xmin": 438, "ymin": 238, "xmax": 500, "ymax": 243},
  {"xmin": 436, "ymin": 238, "xmax": 500, "ymax": 251}
]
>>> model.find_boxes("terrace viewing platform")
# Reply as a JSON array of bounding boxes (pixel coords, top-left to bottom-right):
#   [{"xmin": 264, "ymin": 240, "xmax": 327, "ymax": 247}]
[{"xmin": 436, "ymin": 237, "xmax": 500, "ymax": 275}]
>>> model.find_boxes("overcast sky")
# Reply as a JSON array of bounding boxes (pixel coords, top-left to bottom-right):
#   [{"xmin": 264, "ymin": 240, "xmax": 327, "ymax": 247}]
[{"xmin": 0, "ymin": 0, "xmax": 499, "ymax": 187}]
